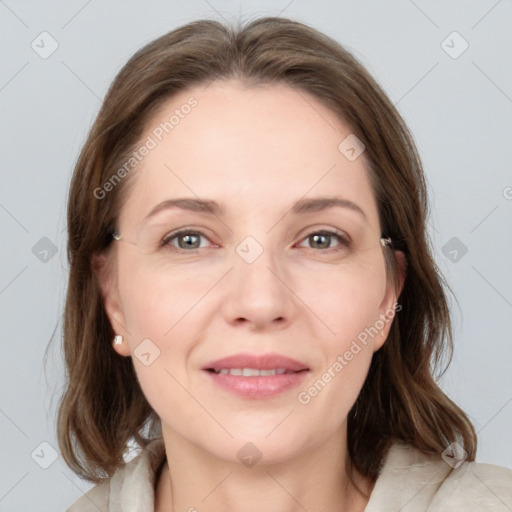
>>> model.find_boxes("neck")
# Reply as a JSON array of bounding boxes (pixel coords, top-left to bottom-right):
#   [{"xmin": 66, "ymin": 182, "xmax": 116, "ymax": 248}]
[{"xmin": 155, "ymin": 427, "xmax": 374, "ymax": 512}]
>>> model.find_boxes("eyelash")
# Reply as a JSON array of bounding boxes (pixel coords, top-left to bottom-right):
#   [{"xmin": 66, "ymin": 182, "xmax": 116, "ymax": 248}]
[{"xmin": 160, "ymin": 228, "xmax": 352, "ymax": 254}]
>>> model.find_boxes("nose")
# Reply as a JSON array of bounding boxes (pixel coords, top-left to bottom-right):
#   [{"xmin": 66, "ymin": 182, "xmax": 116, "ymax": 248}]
[{"xmin": 221, "ymin": 239, "xmax": 296, "ymax": 331}]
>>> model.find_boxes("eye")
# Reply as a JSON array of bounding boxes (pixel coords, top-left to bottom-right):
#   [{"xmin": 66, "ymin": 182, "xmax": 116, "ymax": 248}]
[
  {"xmin": 161, "ymin": 229, "xmax": 213, "ymax": 250},
  {"xmin": 296, "ymin": 229, "xmax": 351, "ymax": 252},
  {"xmin": 159, "ymin": 228, "xmax": 351, "ymax": 253}
]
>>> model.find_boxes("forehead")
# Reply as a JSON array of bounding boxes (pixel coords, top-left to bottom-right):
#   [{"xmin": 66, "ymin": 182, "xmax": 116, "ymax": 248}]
[{"xmin": 117, "ymin": 80, "xmax": 380, "ymax": 232}]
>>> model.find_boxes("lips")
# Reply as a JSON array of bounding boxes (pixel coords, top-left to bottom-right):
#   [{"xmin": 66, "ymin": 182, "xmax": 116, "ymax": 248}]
[
  {"xmin": 202, "ymin": 353, "xmax": 310, "ymax": 373},
  {"xmin": 201, "ymin": 352, "xmax": 310, "ymax": 399}
]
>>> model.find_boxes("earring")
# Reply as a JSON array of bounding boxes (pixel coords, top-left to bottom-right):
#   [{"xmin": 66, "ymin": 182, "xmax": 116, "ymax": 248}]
[
  {"xmin": 113, "ymin": 335, "xmax": 124, "ymax": 346},
  {"xmin": 380, "ymin": 237, "xmax": 392, "ymax": 248},
  {"xmin": 380, "ymin": 331, "xmax": 385, "ymax": 337}
]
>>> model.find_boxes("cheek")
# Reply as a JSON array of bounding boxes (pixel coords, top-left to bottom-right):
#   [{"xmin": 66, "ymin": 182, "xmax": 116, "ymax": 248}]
[
  {"xmin": 294, "ymin": 261, "xmax": 385, "ymax": 394},
  {"xmin": 117, "ymin": 262, "xmax": 214, "ymax": 402},
  {"xmin": 292, "ymin": 259, "xmax": 387, "ymax": 410},
  {"xmin": 295, "ymin": 257, "xmax": 388, "ymax": 343},
  {"xmin": 295, "ymin": 269, "xmax": 384, "ymax": 432},
  {"xmin": 117, "ymin": 266, "xmax": 205, "ymax": 418},
  {"xmin": 118, "ymin": 257, "xmax": 214, "ymax": 339}
]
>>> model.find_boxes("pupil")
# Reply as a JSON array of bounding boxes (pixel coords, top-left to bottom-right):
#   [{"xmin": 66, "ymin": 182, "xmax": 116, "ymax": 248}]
[
  {"xmin": 179, "ymin": 234, "xmax": 199, "ymax": 249},
  {"xmin": 311, "ymin": 234, "xmax": 329, "ymax": 249}
]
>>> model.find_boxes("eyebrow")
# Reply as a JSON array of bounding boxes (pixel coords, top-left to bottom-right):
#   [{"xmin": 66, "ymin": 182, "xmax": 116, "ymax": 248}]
[{"xmin": 142, "ymin": 196, "xmax": 367, "ymax": 223}]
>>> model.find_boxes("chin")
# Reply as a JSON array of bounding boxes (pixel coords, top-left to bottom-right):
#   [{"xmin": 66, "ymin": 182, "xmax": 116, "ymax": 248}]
[
  {"xmin": 220, "ymin": 439, "xmax": 303, "ymax": 467},
  {"xmin": 199, "ymin": 423, "xmax": 314, "ymax": 467}
]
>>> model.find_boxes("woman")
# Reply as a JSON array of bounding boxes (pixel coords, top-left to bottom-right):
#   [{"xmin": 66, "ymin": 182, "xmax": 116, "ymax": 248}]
[{"xmin": 59, "ymin": 16, "xmax": 512, "ymax": 511}]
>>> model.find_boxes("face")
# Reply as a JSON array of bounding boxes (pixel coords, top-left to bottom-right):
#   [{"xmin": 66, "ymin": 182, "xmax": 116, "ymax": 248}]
[{"xmin": 96, "ymin": 80, "xmax": 404, "ymax": 465}]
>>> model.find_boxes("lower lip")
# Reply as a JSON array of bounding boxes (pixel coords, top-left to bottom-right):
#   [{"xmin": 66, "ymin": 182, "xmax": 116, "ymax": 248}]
[{"xmin": 203, "ymin": 370, "xmax": 309, "ymax": 399}]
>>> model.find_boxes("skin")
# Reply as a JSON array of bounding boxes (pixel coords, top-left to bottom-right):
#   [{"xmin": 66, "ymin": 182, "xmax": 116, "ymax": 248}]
[{"xmin": 95, "ymin": 79, "xmax": 406, "ymax": 512}]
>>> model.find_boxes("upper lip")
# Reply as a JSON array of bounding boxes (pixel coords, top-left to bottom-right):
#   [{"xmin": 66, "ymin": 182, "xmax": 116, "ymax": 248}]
[{"xmin": 202, "ymin": 353, "xmax": 309, "ymax": 372}]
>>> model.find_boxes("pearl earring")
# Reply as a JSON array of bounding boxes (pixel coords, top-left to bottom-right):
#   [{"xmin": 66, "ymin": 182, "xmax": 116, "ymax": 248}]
[{"xmin": 113, "ymin": 335, "xmax": 124, "ymax": 346}]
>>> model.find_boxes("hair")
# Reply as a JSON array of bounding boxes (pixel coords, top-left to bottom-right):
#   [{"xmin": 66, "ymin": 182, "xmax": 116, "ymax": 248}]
[{"xmin": 57, "ymin": 15, "xmax": 477, "ymax": 486}]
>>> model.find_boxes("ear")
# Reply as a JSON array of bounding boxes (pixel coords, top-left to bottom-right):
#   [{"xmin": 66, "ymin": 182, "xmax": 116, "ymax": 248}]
[
  {"xmin": 91, "ymin": 250, "xmax": 131, "ymax": 357},
  {"xmin": 374, "ymin": 249, "xmax": 407, "ymax": 351},
  {"xmin": 391, "ymin": 250, "xmax": 407, "ymax": 299}
]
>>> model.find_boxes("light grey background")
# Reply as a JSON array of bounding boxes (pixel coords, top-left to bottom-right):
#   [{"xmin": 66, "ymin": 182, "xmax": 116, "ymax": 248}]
[{"xmin": 1, "ymin": 0, "xmax": 511, "ymax": 510}]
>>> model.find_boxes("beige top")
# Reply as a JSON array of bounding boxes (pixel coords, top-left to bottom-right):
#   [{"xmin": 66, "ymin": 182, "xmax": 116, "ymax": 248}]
[{"xmin": 66, "ymin": 438, "xmax": 512, "ymax": 511}]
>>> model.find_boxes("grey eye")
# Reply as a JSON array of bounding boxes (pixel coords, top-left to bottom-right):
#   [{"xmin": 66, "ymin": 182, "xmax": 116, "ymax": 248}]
[
  {"xmin": 309, "ymin": 233, "xmax": 333, "ymax": 249},
  {"xmin": 297, "ymin": 230, "xmax": 350, "ymax": 251},
  {"xmin": 162, "ymin": 230, "xmax": 209, "ymax": 250}
]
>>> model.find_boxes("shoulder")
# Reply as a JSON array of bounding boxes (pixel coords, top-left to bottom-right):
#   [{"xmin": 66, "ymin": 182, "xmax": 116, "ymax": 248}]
[
  {"xmin": 365, "ymin": 440, "xmax": 512, "ymax": 512},
  {"xmin": 66, "ymin": 480, "xmax": 110, "ymax": 512},
  {"xmin": 65, "ymin": 438, "xmax": 166, "ymax": 512},
  {"xmin": 431, "ymin": 457, "xmax": 512, "ymax": 511}
]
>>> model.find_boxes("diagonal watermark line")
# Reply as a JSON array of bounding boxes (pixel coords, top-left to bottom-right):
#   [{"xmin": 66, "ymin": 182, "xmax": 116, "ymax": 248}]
[
  {"xmin": 266, "ymin": 164, "xmax": 337, "ymax": 234},
  {"xmin": 290, "ymin": 84, "xmax": 337, "ymax": 131},
  {"xmin": 61, "ymin": 0, "xmax": 93, "ymax": 29},
  {"xmin": 470, "ymin": 464, "xmax": 512, "ymax": 510},
  {"xmin": 200, "ymin": 69, "xmax": 224, "ymax": 93},
  {"xmin": 471, "ymin": 0, "xmax": 503, "ymax": 30},
  {"xmin": 112, "ymin": 313, "xmax": 132, "ymax": 337},
  {"xmin": 265, "ymin": 266, "xmax": 336, "ymax": 335},
  {"xmin": 471, "ymin": 265, "xmax": 512, "ymax": 308},
  {"xmin": 0, "ymin": 408, "xmax": 29, "ymax": 438},
  {"xmin": 0, "ymin": 62, "xmax": 29, "ymax": 92},
  {"xmin": 203, "ymin": 0, "xmax": 228, "ymax": 23},
  {"xmin": 472, "ymin": 61, "xmax": 512, "ymax": 104},
  {"xmin": 398, "ymin": 467, "xmax": 446, "ymax": 511},
  {"xmin": 163, "ymin": 367, "xmax": 234, "ymax": 438},
  {"xmin": 407, "ymin": 0, "xmax": 439, "ymax": 29},
  {"xmin": 0, "ymin": 265, "xmax": 29, "ymax": 296},
  {"xmin": 61, "ymin": 472, "xmax": 103, "ymax": 511},
  {"xmin": 266, "ymin": 410, "xmax": 294, "ymax": 438},
  {"xmin": 427, "ymin": 219, "xmax": 439, "ymax": 234},
  {"xmin": 469, "ymin": 204, "xmax": 499, "ymax": 233},
  {"xmin": 0, "ymin": 202, "xmax": 29, "ymax": 233},
  {"xmin": 0, "ymin": 472, "xmax": 29, "ymax": 503},
  {"xmin": 265, "ymin": 470, "xmax": 310, "ymax": 511},
  {"xmin": 476, "ymin": 396, "xmax": 512, "ymax": 435},
  {"xmin": 0, "ymin": 0, "xmax": 29, "ymax": 28},
  {"xmin": 61, "ymin": 61, "xmax": 102, "ymax": 101},
  {"xmin": 395, "ymin": 61, "xmax": 439, "ymax": 105},
  {"xmin": 164, "ymin": 163, "xmax": 233, "ymax": 233},
  {"xmin": 200, "ymin": 471, "xmax": 233, "ymax": 502},
  {"xmin": 164, "ymin": 267, "xmax": 233, "ymax": 336},
  {"xmin": 277, "ymin": 0, "xmax": 296, "ymax": 17}
]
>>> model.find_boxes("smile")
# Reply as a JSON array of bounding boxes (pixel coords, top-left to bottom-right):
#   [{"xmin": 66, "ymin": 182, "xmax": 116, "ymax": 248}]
[{"xmin": 208, "ymin": 368, "xmax": 303, "ymax": 376}]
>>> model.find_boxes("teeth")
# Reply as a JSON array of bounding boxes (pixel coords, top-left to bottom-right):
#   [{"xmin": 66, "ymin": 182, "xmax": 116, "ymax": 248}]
[
  {"xmin": 215, "ymin": 368, "xmax": 290, "ymax": 376},
  {"xmin": 242, "ymin": 368, "xmax": 260, "ymax": 377}
]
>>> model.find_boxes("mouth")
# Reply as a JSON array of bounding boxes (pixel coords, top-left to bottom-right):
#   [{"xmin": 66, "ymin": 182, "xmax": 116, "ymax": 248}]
[
  {"xmin": 205, "ymin": 368, "xmax": 308, "ymax": 376},
  {"xmin": 202, "ymin": 352, "xmax": 310, "ymax": 374},
  {"xmin": 201, "ymin": 353, "xmax": 310, "ymax": 399}
]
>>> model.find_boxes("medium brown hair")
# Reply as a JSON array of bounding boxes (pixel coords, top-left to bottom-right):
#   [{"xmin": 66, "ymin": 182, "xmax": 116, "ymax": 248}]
[{"xmin": 57, "ymin": 16, "xmax": 477, "ymax": 484}]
